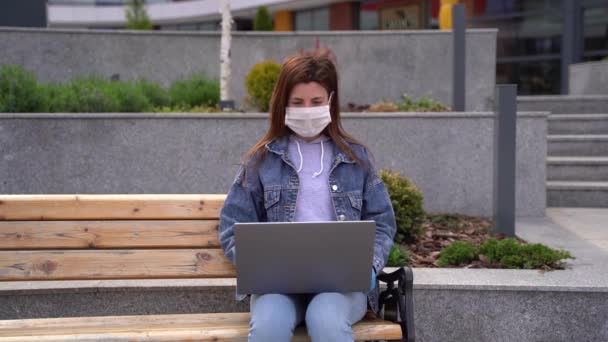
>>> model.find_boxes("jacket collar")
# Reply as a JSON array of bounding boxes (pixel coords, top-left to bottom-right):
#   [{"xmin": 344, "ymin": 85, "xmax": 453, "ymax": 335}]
[{"xmin": 265, "ymin": 134, "xmax": 356, "ymax": 164}]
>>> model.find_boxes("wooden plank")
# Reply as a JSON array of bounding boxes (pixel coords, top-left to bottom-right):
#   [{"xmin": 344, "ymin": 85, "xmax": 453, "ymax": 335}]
[
  {"xmin": 0, "ymin": 312, "xmax": 402, "ymax": 341},
  {"xmin": 0, "ymin": 220, "xmax": 220, "ymax": 249},
  {"xmin": 0, "ymin": 249, "xmax": 236, "ymax": 280},
  {"xmin": 0, "ymin": 312, "xmax": 251, "ymax": 331},
  {"xmin": 0, "ymin": 194, "xmax": 226, "ymax": 221}
]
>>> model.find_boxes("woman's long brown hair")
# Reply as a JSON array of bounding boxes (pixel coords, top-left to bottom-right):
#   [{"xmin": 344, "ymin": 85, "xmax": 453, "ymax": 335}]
[{"xmin": 240, "ymin": 48, "xmax": 374, "ymax": 179}]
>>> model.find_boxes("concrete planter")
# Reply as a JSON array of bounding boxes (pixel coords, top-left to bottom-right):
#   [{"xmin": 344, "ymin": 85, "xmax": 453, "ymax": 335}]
[
  {"xmin": 0, "ymin": 111, "xmax": 547, "ymax": 217},
  {"xmin": 0, "ymin": 27, "xmax": 497, "ymax": 111}
]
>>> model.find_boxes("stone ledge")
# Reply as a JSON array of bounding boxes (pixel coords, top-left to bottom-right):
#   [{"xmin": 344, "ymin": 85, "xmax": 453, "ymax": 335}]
[
  {"xmin": 0, "ymin": 26, "xmax": 498, "ymax": 37},
  {"xmin": 0, "ymin": 111, "xmax": 549, "ymax": 119}
]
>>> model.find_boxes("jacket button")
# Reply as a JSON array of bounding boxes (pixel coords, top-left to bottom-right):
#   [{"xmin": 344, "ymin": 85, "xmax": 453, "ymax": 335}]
[
  {"xmin": 338, "ymin": 214, "xmax": 346, "ymax": 221},
  {"xmin": 332, "ymin": 185, "xmax": 338, "ymax": 191}
]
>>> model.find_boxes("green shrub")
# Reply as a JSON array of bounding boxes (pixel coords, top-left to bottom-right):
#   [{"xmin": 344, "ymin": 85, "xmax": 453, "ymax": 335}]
[
  {"xmin": 387, "ymin": 244, "xmax": 410, "ymax": 267},
  {"xmin": 518, "ymin": 243, "xmax": 574, "ymax": 269},
  {"xmin": 125, "ymin": 0, "xmax": 153, "ymax": 30},
  {"xmin": 438, "ymin": 238, "xmax": 574, "ymax": 269},
  {"xmin": 38, "ymin": 82, "xmax": 78, "ymax": 112},
  {"xmin": 112, "ymin": 81, "xmax": 154, "ymax": 112},
  {"xmin": 479, "ymin": 238, "xmax": 574, "ymax": 269},
  {"xmin": 39, "ymin": 78, "xmax": 157, "ymax": 113},
  {"xmin": 0, "ymin": 65, "xmax": 220, "ymax": 113},
  {"xmin": 153, "ymin": 104, "xmax": 226, "ymax": 113},
  {"xmin": 397, "ymin": 94, "xmax": 449, "ymax": 112},
  {"xmin": 136, "ymin": 80, "xmax": 170, "ymax": 108},
  {"xmin": 380, "ymin": 169, "xmax": 425, "ymax": 243},
  {"xmin": 169, "ymin": 73, "xmax": 220, "ymax": 109},
  {"xmin": 429, "ymin": 213, "xmax": 466, "ymax": 232},
  {"xmin": 0, "ymin": 65, "xmax": 43, "ymax": 112},
  {"xmin": 245, "ymin": 61, "xmax": 281, "ymax": 112},
  {"xmin": 437, "ymin": 241, "xmax": 478, "ymax": 267},
  {"xmin": 477, "ymin": 238, "xmax": 499, "ymax": 262},
  {"xmin": 68, "ymin": 78, "xmax": 121, "ymax": 112},
  {"xmin": 65, "ymin": 76, "xmax": 131, "ymax": 113},
  {"xmin": 253, "ymin": 6, "xmax": 273, "ymax": 31}
]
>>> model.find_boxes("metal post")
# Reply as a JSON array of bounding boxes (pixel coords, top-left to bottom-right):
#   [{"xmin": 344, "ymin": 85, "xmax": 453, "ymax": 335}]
[
  {"xmin": 561, "ymin": 0, "xmax": 583, "ymax": 94},
  {"xmin": 452, "ymin": 4, "xmax": 466, "ymax": 111},
  {"xmin": 493, "ymin": 84, "xmax": 517, "ymax": 238}
]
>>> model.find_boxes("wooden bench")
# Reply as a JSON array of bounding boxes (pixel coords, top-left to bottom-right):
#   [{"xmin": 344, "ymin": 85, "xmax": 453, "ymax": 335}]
[{"xmin": 0, "ymin": 194, "xmax": 414, "ymax": 341}]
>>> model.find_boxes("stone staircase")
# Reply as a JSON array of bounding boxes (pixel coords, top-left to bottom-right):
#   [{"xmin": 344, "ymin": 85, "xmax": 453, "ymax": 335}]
[{"xmin": 519, "ymin": 96, "xmax": 608, "ymax": 207}]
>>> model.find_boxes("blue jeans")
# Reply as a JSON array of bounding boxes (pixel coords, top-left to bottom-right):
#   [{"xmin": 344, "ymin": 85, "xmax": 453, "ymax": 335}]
[{"xmin": 248, "ymin": 292, "xmax": 368, "ymax": 342}]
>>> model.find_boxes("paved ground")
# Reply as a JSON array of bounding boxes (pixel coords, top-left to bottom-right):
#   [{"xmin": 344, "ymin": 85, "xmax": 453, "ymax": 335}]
[{"xmin": 546, "ymin": 207, "xmax": 608, "ymax": 253}]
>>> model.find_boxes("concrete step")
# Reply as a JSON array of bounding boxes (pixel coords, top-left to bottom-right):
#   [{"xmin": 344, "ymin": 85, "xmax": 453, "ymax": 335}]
[
  {"xmin": 547, "ymin": 157, "xmax": 608, "ymax": 181},
  {"xmin": 548, "ymin": 114, "xmax": 608, "ymax": 134},
  {"xmin": 548, "ymin": 134, "xmax": 608, "ymax": 156},
  {"xmin": 518, "ymin": 95, "xmax": 608, "ymax": 114},
  {"xmin": 547, "ymin": 181, "xmax": 608, "ymax": 207}
]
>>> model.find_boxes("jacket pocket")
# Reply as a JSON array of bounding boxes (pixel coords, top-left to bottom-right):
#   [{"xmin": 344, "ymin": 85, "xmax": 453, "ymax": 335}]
[
  {"xmin": 263, "ymin": 189, "xmax": 281, "ymax": 209},
  {"xmin": 347, "ymin": 191, "xmax": 363, "ymax": 219},
  {"xmin": 263, "ymin": 189, "xmax": 281, "ymax": 221}
]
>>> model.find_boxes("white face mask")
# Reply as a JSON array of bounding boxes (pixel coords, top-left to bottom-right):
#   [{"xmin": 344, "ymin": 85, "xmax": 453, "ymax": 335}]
[{"xmin": 285, "ymin": 92, "xmax": 334, "ymax": 138}]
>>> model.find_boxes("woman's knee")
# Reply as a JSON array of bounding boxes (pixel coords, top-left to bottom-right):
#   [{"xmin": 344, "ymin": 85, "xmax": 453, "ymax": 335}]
[
  {"xmin": 249, "ymin": 294, "xmax": 302, "ymax": 341},
  {"xmin": 305, "ymin": 292, "xmax": 367, "ymax": 340},
  {"xmin": 305, "ymin": 293, "xmax": 351, "ymax": 336}
]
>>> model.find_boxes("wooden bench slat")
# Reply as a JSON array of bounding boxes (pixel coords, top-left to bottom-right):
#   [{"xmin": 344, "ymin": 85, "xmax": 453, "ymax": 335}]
[
  {"xmin": 0, "ymin": 249, "xmax": 235, "ymax": 280},
  {"xmin": 0, "ymin": 312, "xmax": 251, "ymax": 330},
  {"xmin": 0, "ymin": 194, "xmax": 226, "ymax": 221},
  {"xmin": 0, "ymin": 220, "xmax": 220, "ymax": 249},
  {"xmin": 0, "ymin": 312, "xmax": 402, "ymax": 341}
]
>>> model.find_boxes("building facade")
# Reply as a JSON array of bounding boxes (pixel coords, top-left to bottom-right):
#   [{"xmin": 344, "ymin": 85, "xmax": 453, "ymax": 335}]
[{"xmin": 8, "ymin": 1, "xmax": 608, "ymax": 95}]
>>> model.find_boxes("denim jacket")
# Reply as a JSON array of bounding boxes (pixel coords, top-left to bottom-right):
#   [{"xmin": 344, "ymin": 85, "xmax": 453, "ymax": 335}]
[{"xmin": 218, "ymin": 134, "xmax": 397, "ymax": 314}]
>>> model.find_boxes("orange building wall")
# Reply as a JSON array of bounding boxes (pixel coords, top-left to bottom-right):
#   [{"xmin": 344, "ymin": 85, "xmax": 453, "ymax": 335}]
[{"xmin": 273, "ymin": 10, "xmax": 293, "ymax": 31}]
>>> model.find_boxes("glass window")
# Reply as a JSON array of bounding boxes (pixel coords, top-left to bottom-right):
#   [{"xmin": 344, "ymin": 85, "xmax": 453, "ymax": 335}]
[
  {"xmin": 198, "ymin": 21, "xmax": 219, "ymax": 31},
  {"xmin": 313, "ymin": 8, "xmax": 329, "ymax": 30},
  {"xmin": 178, "ymin": 23, "xmax": 197, "ymax": 31},
  {"xmin": 295, "ymin": 10, "xmax": 312, "ymax": 31},
  {"xmin": 470, "ymin": 13, "xmax": 562, "ymax": 57},
  {"xmin": 583, "ymin": 6, "xmax": 608, "ymax": 57},
  {"xmin": 295, "ymin": 7, "xmax": 329, "ymax": 31},
  {"xmin": 497, "ymin": 60, "xmax": 560, "ymax": 95},
  {"xmin": 360, "ymin": 9, "xmax": 379, "ymax": 30}
]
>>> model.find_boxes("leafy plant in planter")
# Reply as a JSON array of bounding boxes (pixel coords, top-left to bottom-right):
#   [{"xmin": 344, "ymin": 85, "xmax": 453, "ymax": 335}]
[
  {"xmin": 397, "ymin": 93, "xmax": 449, "ymax": 112},
  {"xmin": 253, "ymin": 6, "xmax": 273, "ymax": 31},
  {"xmin": 0, "ymin": 65, "xmax": 43, "ymax": 112},
  {"xmin": 169, "ymin": 73, "xmax": 220, "ymax": 109},
  {"xmin": 244, "ymin": 60, "xmax": 281, "ymax": 112},
  {"xmin": 437, "ymin": 238, "xmax": 574, "ymax": 269},
  {"xmin": 387, "ymin": 244, "xmax": 411, "ymax": 267},
  {"xmin": 380, "ymin": 169, "xmax": 425, "ymax": 243}
]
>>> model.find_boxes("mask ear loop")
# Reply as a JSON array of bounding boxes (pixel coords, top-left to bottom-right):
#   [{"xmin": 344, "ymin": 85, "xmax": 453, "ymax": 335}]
[{"xmin": 327, "ymin": 91, "xmax": 334, "ymax": 107}]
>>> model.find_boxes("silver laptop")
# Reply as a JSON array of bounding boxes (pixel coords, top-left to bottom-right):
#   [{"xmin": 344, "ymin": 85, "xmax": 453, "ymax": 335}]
[{"xmin": 234, "ymin": 220, "xmax": 376, "ymax": 295}]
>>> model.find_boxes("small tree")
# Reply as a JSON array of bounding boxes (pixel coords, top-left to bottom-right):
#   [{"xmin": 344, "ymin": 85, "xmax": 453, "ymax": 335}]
[
  {"xmin": 219, "ymin": 0, "xmax": 234, "ymax": 110},
  {"xmin": 125, "ymin": 0, "xmax": 153, "ymax": 30},
  {"xmin": 253, "ymin": 6, "xmax": 273, "ymax": 31}
]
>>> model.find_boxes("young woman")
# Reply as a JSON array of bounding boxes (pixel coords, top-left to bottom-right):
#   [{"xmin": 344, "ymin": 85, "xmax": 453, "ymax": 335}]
[{"xmin": 218, "ymin": 48, "xmax": 397, "ymax": 342}]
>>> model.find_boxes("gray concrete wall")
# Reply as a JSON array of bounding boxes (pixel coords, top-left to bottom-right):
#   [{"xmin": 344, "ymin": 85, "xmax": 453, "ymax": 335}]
[
  {"xmin": 0, "ymin": 112, "xmax": 546, "ymax": 217},
  {"xmin": 0, "ymin": 27, "xmax": 497, "ymax": 112},
  {"xmin": 569, "ymin": 61, "xmax": 608, "ymax": 95}
]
